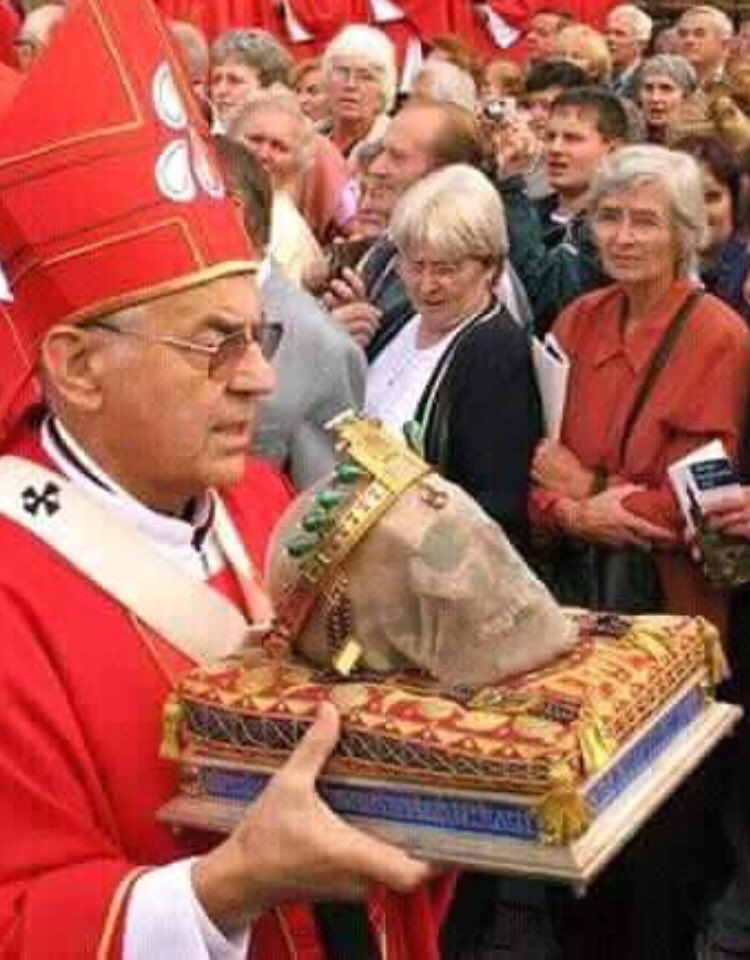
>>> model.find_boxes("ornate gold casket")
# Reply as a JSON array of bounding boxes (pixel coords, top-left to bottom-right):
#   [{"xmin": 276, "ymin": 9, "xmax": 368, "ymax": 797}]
[{"xmin": 159, "ymin": 416, "xmax": 741, "ymax": 888}]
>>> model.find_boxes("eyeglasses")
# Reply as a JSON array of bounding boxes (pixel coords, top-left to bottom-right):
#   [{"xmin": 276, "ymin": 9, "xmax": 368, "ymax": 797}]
[
  {"xmin": 329, "ymin": 64, "xmax": 381, "ymax": 86},
  {"xmin": 398, "ymin": 257, "xmax": 479, "ymax": 283},
  {"xmin": 592, "ymin": 207, "xmax": 671, "ymax": 240},
  {"xmin": 83, "ymin": 319, "xmax": 282, "ymax": 382}
]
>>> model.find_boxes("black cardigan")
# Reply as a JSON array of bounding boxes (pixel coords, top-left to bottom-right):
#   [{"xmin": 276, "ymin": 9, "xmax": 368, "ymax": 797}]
[{"xmin": 401, "ymin": 299, "xmax": 542, "ymax": 553}]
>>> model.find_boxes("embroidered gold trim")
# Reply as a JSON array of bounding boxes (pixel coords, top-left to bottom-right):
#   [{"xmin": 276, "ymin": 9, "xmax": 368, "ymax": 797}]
[{"xmin": 26, "ymin": 260, "xmax": 258, "ymax": 338}]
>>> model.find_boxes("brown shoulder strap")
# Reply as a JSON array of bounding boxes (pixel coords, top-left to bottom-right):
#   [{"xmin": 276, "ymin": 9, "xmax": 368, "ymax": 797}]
[{"xmin": 618, "ymin": 289, "xmax": 703, "ymax": 465}]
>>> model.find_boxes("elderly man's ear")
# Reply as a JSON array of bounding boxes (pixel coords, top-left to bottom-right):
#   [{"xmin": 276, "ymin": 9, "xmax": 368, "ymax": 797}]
[{"xmin": 40, "ymin": 326, "xmax": 108, "ymax": 413}]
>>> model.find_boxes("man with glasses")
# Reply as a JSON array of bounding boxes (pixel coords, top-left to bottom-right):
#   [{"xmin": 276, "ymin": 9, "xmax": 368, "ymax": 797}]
[{"xmin": 0, "ymin": 2, "xmax": 432, "ymax": 959}]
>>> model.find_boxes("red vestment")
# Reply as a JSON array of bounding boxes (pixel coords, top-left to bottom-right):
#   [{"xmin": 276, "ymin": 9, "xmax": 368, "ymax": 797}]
[
  {"xmin": 0, "ymin": 418, "xmax": 451, "ymax": 958},
  {"xmin": 281, "ymin": 0, "xmax": 371, "ymax": 59}
]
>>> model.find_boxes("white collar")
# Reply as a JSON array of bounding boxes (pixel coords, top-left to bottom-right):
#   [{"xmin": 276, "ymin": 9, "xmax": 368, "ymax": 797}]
[
  {"xmin": 257, "ymin": 255, "xmax": 271, "ymax": 289},
  {"xmin": 41, "ymin": 416, "xmax": 222, "ymax": 578}
]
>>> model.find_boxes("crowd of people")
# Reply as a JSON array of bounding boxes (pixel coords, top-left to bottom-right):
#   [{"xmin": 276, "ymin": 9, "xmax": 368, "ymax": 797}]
[{"xmin": 6, "ymin": 0, "xmax": 750, "ymax": 957}]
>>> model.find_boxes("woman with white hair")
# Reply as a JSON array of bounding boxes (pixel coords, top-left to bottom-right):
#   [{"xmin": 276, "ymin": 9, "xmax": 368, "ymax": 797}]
[
  {"xmin": 365, "ymin": 164, "xmax": 541, "ymax": 549},
  {"xmin": 524, "ymin": 138, "xmax": 750, "ymax": 960},
  {"xmin": 322, "ymin": 24, "xmax": 395, "ymax": 167},
  {"xmin": 531, "ymin": 144, "xmax": 750, "ymax": 627},
  {"xmin": 228, "ymin": 90, "xmax": 325, "ymax": 285}
]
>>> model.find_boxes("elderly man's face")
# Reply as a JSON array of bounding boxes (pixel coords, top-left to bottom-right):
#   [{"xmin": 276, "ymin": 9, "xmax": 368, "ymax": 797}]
[
  {"xmin": 76, "ymin": 276, "xmax": 275, "ymax": 512},
  {"xmin": 606, "ymin": 11, "xmax": 643, "ymax": 71},
  {"xmin": 326, "ymin": 56, "xmax": 384, "ymax": 127},
  {"xmin": 236, "ymin": 108, "xmax": 302, "ymax": 190},
  {"xmin": 677, "ymin": 12, "xmax": 728, "ymax": 78},
  {"xmin": 527, "ymin": 13, "xmax": 563, "ymax": 63},
  {"xmin": 367, "ymin": 106, "xmax": 442, "ymax": 199},
  {"xmin": 210, "ymin": 57, "xmax": 262, "ymax": 123}
]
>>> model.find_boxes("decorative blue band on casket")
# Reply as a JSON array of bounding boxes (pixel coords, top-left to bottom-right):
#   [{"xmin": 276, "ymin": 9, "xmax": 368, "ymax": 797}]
[{"xmin": 192, "ymin": 684, "xmax": 705, "ymax": 841}]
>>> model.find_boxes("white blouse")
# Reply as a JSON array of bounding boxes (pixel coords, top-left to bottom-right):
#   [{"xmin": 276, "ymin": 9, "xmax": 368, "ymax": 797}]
[{"xmin": 364, "ymin": 316, "xmax": 461, "ymax": 434}]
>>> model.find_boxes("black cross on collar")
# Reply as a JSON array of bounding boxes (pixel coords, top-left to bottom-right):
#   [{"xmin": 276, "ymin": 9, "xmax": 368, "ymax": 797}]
[{"xmin": 22, "ymin": 482, "xmax": 61, "ymax": 518}]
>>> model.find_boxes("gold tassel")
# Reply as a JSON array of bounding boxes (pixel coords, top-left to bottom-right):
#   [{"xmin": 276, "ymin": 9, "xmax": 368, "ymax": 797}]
[
  {"xmin": 536, "ymin": 763, "xmax": 591, "ymax": 845},
  {"xmin": 160, "ymin": 696, "xmax": 185, "ymax": 761},
  {"xmin": 578, "ymin": 714, "xmax": 617, "ymax": 776},
  {"xmin": 697, "ymin": 617, "xmax": 729, "ymax": 686}
]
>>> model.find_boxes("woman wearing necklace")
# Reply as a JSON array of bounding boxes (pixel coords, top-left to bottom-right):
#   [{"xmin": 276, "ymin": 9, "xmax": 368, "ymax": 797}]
[{"xmin": 364, "ymin": 163, "xmax": 541, "ymax": 553}]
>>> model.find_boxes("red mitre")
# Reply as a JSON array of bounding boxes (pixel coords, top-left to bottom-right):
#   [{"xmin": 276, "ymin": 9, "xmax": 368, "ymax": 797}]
[{"xmin": 0, "ymin": 0, "xmax": 259, "ymax": 432}]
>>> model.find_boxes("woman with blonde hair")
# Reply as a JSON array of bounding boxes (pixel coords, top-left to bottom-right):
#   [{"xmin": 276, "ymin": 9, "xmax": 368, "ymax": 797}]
[
  {"xmin": 365, "ymin": 163, "xmax": 540, "ymax": 550},
  {"xmin": 557, "ymin": 23, "xmax": 613, "ymax": 85}
]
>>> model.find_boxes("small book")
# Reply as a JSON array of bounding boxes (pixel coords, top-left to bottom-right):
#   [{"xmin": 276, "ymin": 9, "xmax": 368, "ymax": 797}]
[
  {"xmin": 531, "ymin": 333, "xmax": 570, "ymax": 442},
  {"xmin": 668, "ymin": 440, "xmax": 742, "ymax": 534}
]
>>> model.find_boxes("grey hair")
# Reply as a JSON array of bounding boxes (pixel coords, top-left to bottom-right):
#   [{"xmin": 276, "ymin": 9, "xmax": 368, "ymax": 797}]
[
  {"xmin": 608, "ymin": 4, "xmax": 653, "ymax": 44},
  {"xmin": 678, "ymin": 5, "xmax": 734, "ymax": 41},
  {"xmin": 226, "ymin": 88, "xmax": 314, "ymax": 172},
  {"xmin": 210, "ymin": 29, "xmax": 294, "ymax": 88},
  {"xmin": 390, "ymin": 164, "xmax": 508, "ymax": 266},
  {"xmin": 588, "ymin": 144, "xmax": 706, "ymax": 275},
  {"xmin": 638, "ymin": 54, "xmax": 697, "ymax": 95},
  {"xmin": 413, "ymin": 61, "xmax": 477, "ymax": 113},
  {"xmin": 322, "ymin": 25, "xmax": 397, "ymax": 112}
]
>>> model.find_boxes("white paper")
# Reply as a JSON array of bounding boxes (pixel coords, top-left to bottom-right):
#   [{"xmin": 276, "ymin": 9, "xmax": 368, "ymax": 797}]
[
  {"xmin": 0, "ymin": 262, "xmax": 13, "ymax": 302},
  {"xmin": 476, "ymin": 4, "xmax": 521, "ymax": 49},
  {"xmin": 369, "ymin": 0, "xmax": 404, "ymax": 24},
  {"xmin": 531, "ymin": 333, "xmax": 570, "ymax": 441},
  {"xmin": 668, "ymin": 440, "xmax": 743, "ymax": 533},
  {"xmin": 281, "ymin": 0, "xmax": 313, "ymax": 42}
]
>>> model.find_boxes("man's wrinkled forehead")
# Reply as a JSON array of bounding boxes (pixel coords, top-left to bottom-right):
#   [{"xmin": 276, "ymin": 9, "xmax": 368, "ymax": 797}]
[{"xmin": 144, "ymin": 273, "xmax": 259, "ymax": 334}]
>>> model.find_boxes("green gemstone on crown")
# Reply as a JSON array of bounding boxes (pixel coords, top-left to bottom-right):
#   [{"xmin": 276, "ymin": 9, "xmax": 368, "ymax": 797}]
[
  {"xmin": 286, "ymin": 533, "xmax": 321, "ymax": 558},
  {"xmin": 302, "ymin": 510, "xmax": 333, "ymax": 533},
  {"xmin": 334, "ymin": 462, "xmax": 366, "ymax": 484},
  {"xmin": 316, "ymin": 489, "xmax": 346, "ymax": 511}
]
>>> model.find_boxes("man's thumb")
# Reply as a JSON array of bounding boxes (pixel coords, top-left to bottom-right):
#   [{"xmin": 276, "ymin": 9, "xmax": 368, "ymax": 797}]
[{"xmin": 281, "ymin": 701, "xmax": 341, "ymax": 781}]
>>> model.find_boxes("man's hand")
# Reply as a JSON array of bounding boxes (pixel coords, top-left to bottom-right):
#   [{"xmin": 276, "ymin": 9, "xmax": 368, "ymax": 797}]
[
  {"xmin": 331, "ymin": 301, "xmax": 383, "ymax": 347},
  {"xmin": 491, "ymin": 117, "xmax": 540, "ymax": 178},
  {"xmin": 192, "ymin": 703, "xmax": 431, "ymax": 935},
  {"xmin": 322, "ymin": 267, "xmax": 368, "ymax": 311},
  {"xmin": 532, "ymin": 439, "xmax": 594, "ymax": 500},
  {"xmin": 557, "ymin": 485, "xmax": 677, "ymax": 548}
]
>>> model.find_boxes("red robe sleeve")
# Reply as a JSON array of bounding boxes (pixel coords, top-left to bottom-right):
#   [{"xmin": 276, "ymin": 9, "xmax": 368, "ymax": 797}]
[{"xmin": 0, "ymin": 592, "xmax": 138, "ymax": 959}]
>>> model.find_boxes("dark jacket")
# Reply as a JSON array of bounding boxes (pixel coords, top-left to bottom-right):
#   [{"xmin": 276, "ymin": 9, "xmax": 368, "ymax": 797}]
[
  {"xmin": 701, "ymin": 234, "xmax": 750, "ymax": 326},
  {"xmin": 407, "ymin": 299, "xmax": 542, "ymax": 552},
  {"xmin": 499, "ymin": 176, "xmax": 608, "ymax": 335},
  {"xmin": 360, "ymin": 237, "xmax": 414, "ymax": 360}
]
